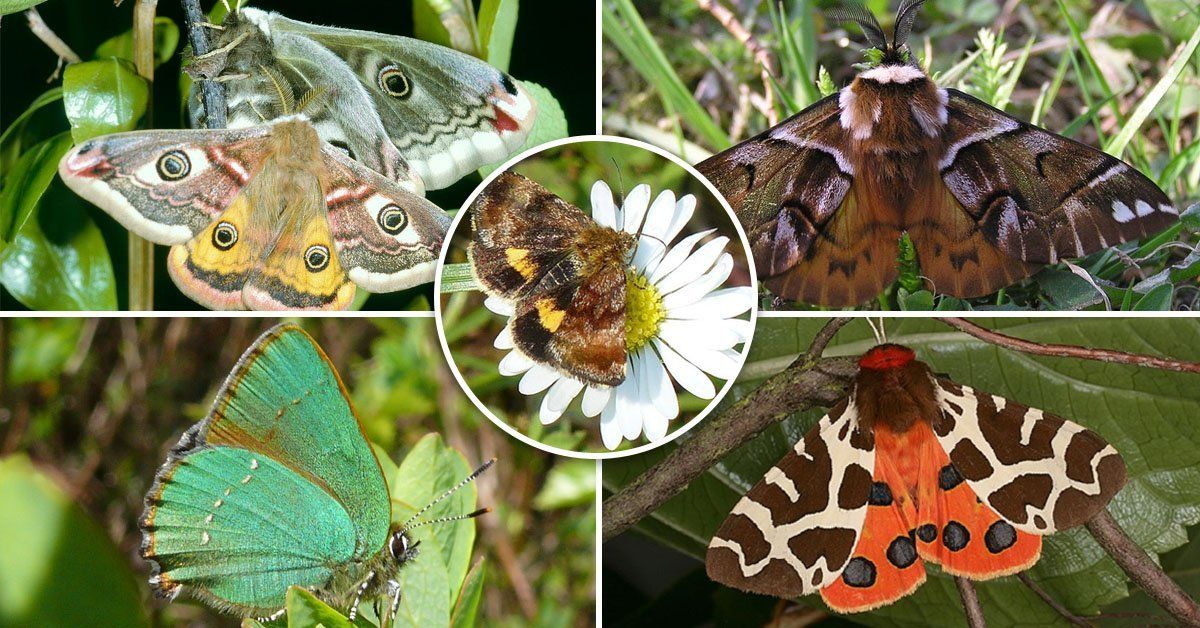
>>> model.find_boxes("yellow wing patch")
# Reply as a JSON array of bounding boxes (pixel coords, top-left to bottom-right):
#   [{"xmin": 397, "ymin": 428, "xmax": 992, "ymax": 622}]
[
  {"xmin": 167, "ymin": 194, "xmax": 263, "ymax": 310},
  {"xmin": 506, "ymin": 248, "xmax": 537, "ymax": 279},
  {"xmin": 245, "ymin": 207, "xmax": 355, "ymax": 310},
  {"xmin": 535, "ymin": 298, "xmax": 566, "ymax": 333}
]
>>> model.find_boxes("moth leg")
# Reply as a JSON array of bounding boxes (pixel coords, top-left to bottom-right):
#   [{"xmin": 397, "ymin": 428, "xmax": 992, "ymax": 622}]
[{"xmin": 347, "ymin": 570, "xmax": 377, "ymax": 621}]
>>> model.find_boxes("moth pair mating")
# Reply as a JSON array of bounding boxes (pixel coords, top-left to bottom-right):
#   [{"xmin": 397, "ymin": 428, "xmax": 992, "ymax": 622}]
[
  {"xmin": 707, "ymin": 343, "xmax": 1126, "ymax": 612},
  {"xmin": 59, "ymin": 7, "xmax": 536, "ymax": 310},
  {"xmin": 140, "ymin": 324, "xmax": 493, "ymax": 622},
  {"xmin": 697, "ymin": 0, "xmax": 1178, "ymax": 307}
]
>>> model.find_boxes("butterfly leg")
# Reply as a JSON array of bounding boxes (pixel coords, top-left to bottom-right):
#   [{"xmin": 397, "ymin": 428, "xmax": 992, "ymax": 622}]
[
  {"xmin": 257, "ymin": 608, "xmax": 285, "ymax": 622},
  {"xmin": 382, "ymin": 578, "xmax": 402, "ymax": 626},
  {"xmin": 347, "ymin": 570, "xmax": 377, "ymax": 621}
]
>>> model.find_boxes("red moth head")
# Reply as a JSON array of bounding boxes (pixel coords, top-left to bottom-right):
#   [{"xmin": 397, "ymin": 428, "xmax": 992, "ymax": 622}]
[{"xmin": 859, "ymin": 344, "xmax": 917, "ymax": 371}]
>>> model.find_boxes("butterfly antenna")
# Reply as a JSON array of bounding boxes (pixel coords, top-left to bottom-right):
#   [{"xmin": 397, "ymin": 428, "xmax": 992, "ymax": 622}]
[
  {"xmin": 865, "ymin": 317, "xmax": 884, "ymax": 345},
  {"xmin": 825, "ymin": 1, "xmax": 887, "ymax": 51},
  {"xmin": 400, "ymin": 458, "xmax": 496, "ymax": 531},
  {"xmin": 403, "ymin": 508, "xmax": 492, "ymax": 532},
  {"xmin": 893, "ymin": 0, "xmax": 927, "ymax": 51}
]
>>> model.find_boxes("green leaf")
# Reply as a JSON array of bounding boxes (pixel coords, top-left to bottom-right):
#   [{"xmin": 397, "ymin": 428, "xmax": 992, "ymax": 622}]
[
  {"xmin": 1133, "ymin": 283, "xmax": 1175, "ymax": 310},
  {"xmin": 895, "ymin": 233, "xmax": 922, "ymax": 293},
  {"xmin": 62, "ymin": 58, "xmax": 149, "ymax": 143},
  {"xmin": 607, "ymin": 318, "xmax": 1200, "ymax": 624},
  {"xmin": 533, "ymin": 459, "xmax": 596, "ymax": 510},
  {"xmin": 478, "ymin": 0, "xmax": 518, "ymax": 71},
  {"xmin": 0, "ymin": 133, "xmax": 117, "ymax": 310},
  {"xmin": 450, "ymin": 559, "xmax": 486, "ymax": 628},
  {"xmin": 440, "ymin": 262, "xmax": 480, "ymax": 293},
  {"xmin": 0, "ymin": 455, "xmax": 147, "ymax": 626},
  {"xmin": 7, "ymin": 319, "xmax": 84, "ymax": 385},
  {"xmin": 0, "ymin": 0, "xmax": 45, "ymax": 15},
  {"xmin": 897, "ymin": 288, "xmax": 935, "ymax": 311},
  {"xmin": 413, "ymin": 0, "xmax": 453, "ymax": 48},
  {"xmin": 0, "ymin": 88, "xmax": 63, "ymax": 175},
  {"xmin": 1105, "ymin": 22, "xmax": 1200, "ymax": 158},
  {"xmin": 94, "ymin": 17, "xmax": 180, "ymax": 68},
  {"xmin": 285, "ymin": 587, "xmax": 354, "ymax": 628},
  {"xmin": 1146, "ymin": 0, "xmax": 1200, "ymax": 43}
]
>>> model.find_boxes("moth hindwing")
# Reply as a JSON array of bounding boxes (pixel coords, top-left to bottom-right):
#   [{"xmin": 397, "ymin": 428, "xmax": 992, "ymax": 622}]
[
  {"xmin": 58, "ymin": 116, "xmax": 451, "ymax": 311},
  {"xmin": 696, "ymin": 3, "xmax": 1177, "ymax": 307},
  {"xmin": 706, "ymin": 344, "xmax": 1126, "ymax": 612},
  {"xmin": 468, "ymin": 171, "xmax": 635, "ymax": 387},
  {"xmin": 189, "ymin": 7, "xmax": 537, "ymax": 191}
]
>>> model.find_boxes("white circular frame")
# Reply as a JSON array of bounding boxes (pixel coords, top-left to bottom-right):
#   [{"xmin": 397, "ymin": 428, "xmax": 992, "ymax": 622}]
[{"xmin": 432, "ymin": 134, "xmax": 760, "ymax": 459}]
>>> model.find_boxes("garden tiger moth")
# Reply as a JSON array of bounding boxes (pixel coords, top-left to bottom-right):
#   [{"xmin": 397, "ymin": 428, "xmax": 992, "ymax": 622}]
[{"xmin": 706, "ymin": 343, "xmax": 1126, "ymax": 612}]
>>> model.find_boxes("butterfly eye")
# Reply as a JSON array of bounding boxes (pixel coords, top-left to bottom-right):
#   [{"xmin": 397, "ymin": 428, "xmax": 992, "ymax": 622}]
[
  {"xmin": 156, "ymin": 150, "xmax": 191, "ymax": 181},
  {"xmin": 377, "ymin": 65, "xmax": 411, "ymax": 99},
  {"xmin": 212, "ymin": 222, "xmax": 238, "ymax": 250},
  {"xmin": 388, "ymin": 532, "xmax": 409, "ymax": 560},
  {"xmin": 304, "ymin": 244, "xmax": 330, "ymax": 272},
  {"xmin": 377, "ymin": 204, "xmax": 408, "ymax": 234}
]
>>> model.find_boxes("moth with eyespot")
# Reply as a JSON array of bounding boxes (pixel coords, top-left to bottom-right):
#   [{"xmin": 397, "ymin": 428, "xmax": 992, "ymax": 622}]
[
  {"xmin": 696, "ymin": 0, "xmax": 1178, "ymax": 307},
  {"xmin": 468, "ymin": 172, "xmax": 635, "ymax": 386},
  {"xmin": 58, "ymin": 115, "xmax": 450, "ymax": 310},
  {"xmin": 188, "ymin": 6, "xmax": 537, "ymax": 192}
]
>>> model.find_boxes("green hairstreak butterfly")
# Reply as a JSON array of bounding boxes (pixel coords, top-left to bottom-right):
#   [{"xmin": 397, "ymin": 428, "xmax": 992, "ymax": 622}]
[{"xmin": 139, "ymin": 323, "xmax": 492, "ymax": 623}]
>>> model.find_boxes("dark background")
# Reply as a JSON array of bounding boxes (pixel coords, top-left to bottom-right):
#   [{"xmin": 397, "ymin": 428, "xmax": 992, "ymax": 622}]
[{"xmin": 1, "ymin": 0, "xmax": 597, "ymax": 310}]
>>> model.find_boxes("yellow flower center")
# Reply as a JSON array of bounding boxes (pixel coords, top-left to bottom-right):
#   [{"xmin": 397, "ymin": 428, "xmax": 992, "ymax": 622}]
[{"xmin": 625, "ymin": 270, "xmax": 665, "ymax": 353}]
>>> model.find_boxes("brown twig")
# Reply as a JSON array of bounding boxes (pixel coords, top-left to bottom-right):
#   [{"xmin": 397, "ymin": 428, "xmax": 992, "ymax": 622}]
[
  {"xmin": 955, "ymin": 577, "xmax": 987, "ymax": 628},
  {"xmin": 25, "ymin": 7, "xmax": 81, "ymax": 81},
  {"xmin": 181, "ymin": 0, "xmax": 228, "ymax": 128},
  {"xmin": 696, "ymin": 0, "xmax": 778, "ymax": 125},
  {"xmin": 937, "ymin": 318, "xmax": 1200, "ymax": 374},
  {"xmin": 1018, "ymin": 572, "xmax": 1093, "ymax": 627},
  {"xmin": 1086, "ymin": 509, "xmax": 1200, "ymax": 627}
]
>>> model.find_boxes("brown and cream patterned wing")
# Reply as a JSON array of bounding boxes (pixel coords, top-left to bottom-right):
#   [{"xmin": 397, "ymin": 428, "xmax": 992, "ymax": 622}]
[
  {"xmin": 938, "ymin": 89, "xmax": 1177, "ymax": 264},
  {"xmin": 930, "ymin": 378, "xmax": 1127, "ymax": 534},
  {"xmin": 707, "ymin": 397, "xmax": 875, "ymax": 598}
]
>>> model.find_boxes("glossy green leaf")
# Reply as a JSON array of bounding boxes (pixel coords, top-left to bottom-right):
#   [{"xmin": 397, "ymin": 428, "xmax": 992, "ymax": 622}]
[
  {"xmin": 479, "ymin": 0, "xmax": 518, "ymax": 71},
  {"xmin": 285, "ymin": 587, "xmax": 354, "ymax": 628},
  {"xmin": 0, "ymin": 88, "xmax": 63, "ymax": 175},
  {"xmin": 413, "ymin": 0, "xmax": 453, "ymax": 49},
  {"xmin": 94, "ymin": 17, "xmax": 180, "ymax": 68},
  {"xmin": 606, "ymin": 318, "xmax": 1200, "ymax": 625},
  {"xmin": 0, "ymin": 455, "xmax": 147, "ymax": 627},
  {"xmin": 0, "ymin": 0, "xmax": 46, "ymax": 15},
  {"xmin": 1, "ymin": 132, "xmax": 73, "ymax": 244},
  {"xmin": 450, "ymin": 559, "xmax": 486, "ymax": 628},
  {"xmin": 62, "ymin": 58, "xmax": 149, "ymax": 143}
]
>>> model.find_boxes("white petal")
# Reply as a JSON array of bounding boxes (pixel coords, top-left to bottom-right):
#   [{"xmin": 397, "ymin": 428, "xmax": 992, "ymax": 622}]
[
  {"xmin": 641, "ymin": 190, "xmax": 677, "ymax": 240},
  {"xmin": 725, "ymin": 318, "xmax": 755, "ymax": 342},
  {"xmin": 600, "ymin": 399, "xmax": 623, "ymax": 450},
  {"xmin": 538, "ymin": 393, "xmax": 566, "ymax": 425},
  {"xmin": 668, "ymin": 287, "xmax": 756, "ymax": 319},
  {"xmin": 640, "ymin": 347, "xmax": 679, "ymax": 423},
  {"xmin": 494, "ymin": 326, "xmax": 514, "ymax": 350},
  {"xmin": 591, "ymin": 180, "xmax": 618, "ymax": 229},
  {"xmin": 654, "ymin": 338, "xmax": 716, "ymax": 399},
  {"xmin": 498, "ymin": 351, "xmax": 534, "ymax": 376},
  {"xmin": 582, "ymin": 385, "xmax": 612, "ymax": 417},
  {"xmin": 664, "ymin": 194, "xmax": 697, "ymax": 243},
  {"xmin": 485, "ymin": 296, "xmax": 515, "ymax": 316},
  {"xmin": 631, "ymin": 237, "xmax": 666, "ymax": 273},
  {"xmin": 518, "ymin": 364, "xmax": 559, "ymax": 395},
  {"xmin": 647, "ymin": 229, "xmax": 716, "ymax": 283},
  {"xmin": 546, "ymin": 377, "xmax": 585, "ymax": 413},
  {"xmin": 615, "ymin": 374, "xmax": 643, "ymax": 440},
  {"xmin": 621, "ymin": 184, "xmax": 652, "ymax": 234},
  {"xmin": 669, "ymin": 342, "xmax": 740, "ymax": 380},
  {"xmin": 661, "ymin": 253, "xmax": 733, "ymax": 308},
  {"xmin": 659, "ymin": 319, "xmax": 742, "ymax": 351},
  {"xmin": 655, "ymin": 236, "xmax": 729, "ymax": 295}
]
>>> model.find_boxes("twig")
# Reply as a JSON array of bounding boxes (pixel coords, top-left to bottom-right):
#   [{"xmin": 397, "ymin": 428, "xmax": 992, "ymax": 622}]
[
  {"xmin": 937, "ymin": 318, "xmax": 1200, "ymax": 374},
  {"xmin": 955, "ymin": 577, "xmax": 987, "ymax": 628},
  {"xmin": 128, "ymin": 0, "xmax": 158, "ymax": 311},
  {"xmin": 1086, "ymin": 509, "xmax": 1200, "ymax": 626},
  {"xmin": 602, "ymin": 355, "xmax": 857, "ymax": 541},
  {"xmin": 804, "ymin": 317, "xmax": 853, "ymax": 361},
  {"xmin": 696, "ymin": 0, "xmax": 778, "ymax": 125},
  {"xmin": 1018, "ymin": 572, "xmax": 1093, "ymax": 627},
  {"xmin": 181, "ymin": 0, "xmax": 228, "ymax": 128},
  {"xmin": 25, "ymin": 7, "xmax": 81, "ymax": 82}
]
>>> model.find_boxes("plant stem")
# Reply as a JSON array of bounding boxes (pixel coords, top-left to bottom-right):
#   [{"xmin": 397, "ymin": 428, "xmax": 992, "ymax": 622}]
[
  {"xmin": 181, "ymin": 0, "xmax": 228, "ymax": 129},
  {"xmin": 955, "ymin": 577, "xmax": 987, "ymax": 627},
  {"xmin": 1086, "ymin": 509, "xmax": 1200, "ymax": 626},
  {"xmin": 129, "ymin": 0, "xmax": 159, "ymax": 311}
]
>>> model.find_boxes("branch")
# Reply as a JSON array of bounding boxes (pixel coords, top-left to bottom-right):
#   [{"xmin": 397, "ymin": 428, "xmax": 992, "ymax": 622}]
[
  {"xmin": 26, "ymin": 7, "xmax": 80, "ymax": 81},
  {"xmin": 937, "ymin": 318, "xmax": 1200, "ymax": 374},
  {"xmin": 955, "ymin": 577, "xmax": 987, "ymax": 628},
  {"xmin": 696, "ymin": 0, "xmax": 778, "ymax": 125},
  {"xmin": 1086, "ymin": 509, "xmax": 1200, "ymax": 626},
  {"xmin": 1018, "ymin": 572, "xmax": 1093, "ymax": 627},
  {"xmin": 181, "ymin": 0, "xmax": 227, "ymax": 128}
]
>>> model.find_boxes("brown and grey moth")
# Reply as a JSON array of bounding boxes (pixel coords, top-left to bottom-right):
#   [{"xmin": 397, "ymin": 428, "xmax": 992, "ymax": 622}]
[{"xmin": 696, "ymin": 0, "xmax": 1178, "ymax": 307}]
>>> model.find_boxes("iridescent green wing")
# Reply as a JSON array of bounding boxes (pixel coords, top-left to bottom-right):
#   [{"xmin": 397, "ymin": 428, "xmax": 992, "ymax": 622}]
[
  {"xmin": 143, "ymin": 446, "xmax": 357, "ymax": 616},
  {"xmin": 205, "ymin": 324, "xmax": 392, "ymax": 554}
]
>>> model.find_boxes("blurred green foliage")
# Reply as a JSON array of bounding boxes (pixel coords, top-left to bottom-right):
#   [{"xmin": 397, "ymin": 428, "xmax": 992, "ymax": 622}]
[{"xmin": 0, "ymin": 318, "xmax": 595, "ymax": 626}]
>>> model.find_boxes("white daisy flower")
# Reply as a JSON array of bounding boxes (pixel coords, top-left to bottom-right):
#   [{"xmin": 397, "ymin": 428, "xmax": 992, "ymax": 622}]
[{"xmin": 484, "ymin": 180, "xmax": 755, "ymax": 450}]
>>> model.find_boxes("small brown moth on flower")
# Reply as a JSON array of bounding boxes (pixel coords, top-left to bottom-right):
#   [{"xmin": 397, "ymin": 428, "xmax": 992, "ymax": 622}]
[{"xmin": 697, "ymin": 0, "xmax": 1178, "ymax": 307}]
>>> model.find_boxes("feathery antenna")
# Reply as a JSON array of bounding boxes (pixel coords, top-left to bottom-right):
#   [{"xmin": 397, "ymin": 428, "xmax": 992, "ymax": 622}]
[
  {"xmin": 893, "ymin": 0, "xmax": 926, "ymax": 49},
  {"xmin": 825, "ymin": 1, "xmax": 887, "ymax": 51}
]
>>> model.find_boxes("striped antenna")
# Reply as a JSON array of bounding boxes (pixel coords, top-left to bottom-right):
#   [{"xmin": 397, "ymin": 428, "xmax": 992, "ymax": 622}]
[
  {"xmin": 401, "ymin": 458, "xmax": 496, "ymax": 531},
  {"xmin": 403, "ymin": 508, "xmax": 492, "ymax": 532}
]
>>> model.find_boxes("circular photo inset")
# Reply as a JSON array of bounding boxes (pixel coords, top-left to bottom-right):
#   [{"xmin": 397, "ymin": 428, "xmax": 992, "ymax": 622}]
[{"xmin": 435, "ymin": 136, "xmax": 758, "ymax": 457}]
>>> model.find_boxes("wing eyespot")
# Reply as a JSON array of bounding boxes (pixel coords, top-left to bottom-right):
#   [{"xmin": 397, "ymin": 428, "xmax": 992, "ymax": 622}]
[
  {"xmin": 377, "ymin": 204, "xmax": 408, "ymax": 235},
  {"xmin": 377, "ymin": 65, "xmax": 411, "ymax": 99},
  {"xmin": 157, "ymin": 150, "xmax": 191, "ymax": 181},
  {"xmin": 212, "ymin": 222, "xmax": 238, "ymax": 251},
  {"xmin": 304, "ymin": 244, "xmax": 331, "ymax": 272}
]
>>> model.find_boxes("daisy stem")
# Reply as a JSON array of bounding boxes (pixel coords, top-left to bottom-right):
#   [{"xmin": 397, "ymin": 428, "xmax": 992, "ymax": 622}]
[{"xmin": 439, "ymin": 262, "xmax": 481, "ymax": 293}]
